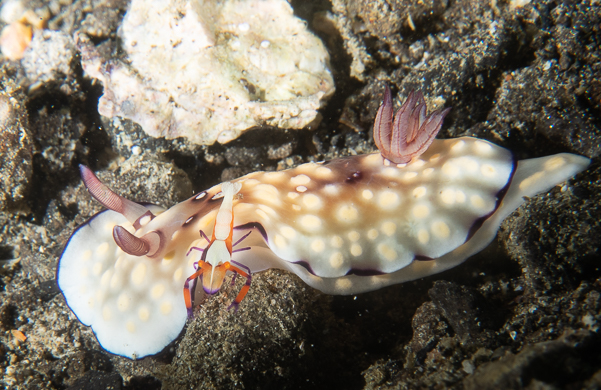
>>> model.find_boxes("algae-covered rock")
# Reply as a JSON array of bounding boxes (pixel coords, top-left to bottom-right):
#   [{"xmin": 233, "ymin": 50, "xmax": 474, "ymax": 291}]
[{"xmin": 0, "ymin": 91, "xmax": 32, "ymax": 210}]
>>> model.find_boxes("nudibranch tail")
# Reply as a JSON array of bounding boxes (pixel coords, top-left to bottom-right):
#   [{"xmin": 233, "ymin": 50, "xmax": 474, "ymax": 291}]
[{"xmin": 374, "ymin": 86, "xmax": 451, "ymax": 164}]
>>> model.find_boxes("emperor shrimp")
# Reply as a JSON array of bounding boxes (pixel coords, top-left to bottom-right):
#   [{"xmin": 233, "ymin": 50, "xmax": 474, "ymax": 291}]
[{"xmin": 183, "ymin": 182, "xmax": 252, "ymax": 314}]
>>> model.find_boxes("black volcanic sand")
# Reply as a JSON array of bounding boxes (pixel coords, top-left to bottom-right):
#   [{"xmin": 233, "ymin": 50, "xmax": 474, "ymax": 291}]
[{"xmin": 0, "ymin": 0, "xmax": 600, "ymax": 389}]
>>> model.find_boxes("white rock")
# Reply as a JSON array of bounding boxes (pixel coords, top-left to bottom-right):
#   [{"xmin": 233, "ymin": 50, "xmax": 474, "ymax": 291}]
[
  {"xmin": 78, "ymin": 0, "xmax": 335, "ymax": 145},
  {"xmin": 1, "ymin": 0, "xmax": 26, "ymax": 24}
]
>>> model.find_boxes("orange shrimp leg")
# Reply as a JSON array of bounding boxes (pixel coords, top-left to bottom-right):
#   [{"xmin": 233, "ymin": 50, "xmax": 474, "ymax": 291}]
[
  {"xmin": 229, "ymin": 259, "xmax": 251, "ymax": 285},
  {"xmin": 183, "ymin": 261, "xmax": 212, "ymax": 317},
  {"xmin": 224, "ymin": 262, "xmax": 252, "ymax": 312}
]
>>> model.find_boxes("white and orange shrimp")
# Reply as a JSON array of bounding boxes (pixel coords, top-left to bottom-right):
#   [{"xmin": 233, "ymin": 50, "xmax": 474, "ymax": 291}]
[{"xmin": 183, "ymin": 182, "xmax": 252, "ymax": 315}]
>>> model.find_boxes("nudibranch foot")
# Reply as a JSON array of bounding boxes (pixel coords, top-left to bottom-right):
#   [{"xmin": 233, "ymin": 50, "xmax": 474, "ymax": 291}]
[{"xmin": 374, "ymin": 86, "xmax": 451, "ymax": 164}]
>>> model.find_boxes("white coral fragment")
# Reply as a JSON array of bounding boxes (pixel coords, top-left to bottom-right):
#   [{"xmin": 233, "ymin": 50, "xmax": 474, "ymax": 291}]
[{"xmin": 78, "ymin": 0, "xmax": 335, "ymax": 145}]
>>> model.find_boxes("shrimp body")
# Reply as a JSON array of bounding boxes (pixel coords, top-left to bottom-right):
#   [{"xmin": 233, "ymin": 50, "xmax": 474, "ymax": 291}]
[{"xmin": 183, "ymin": 182, "xmax": 252, "ymax": 314}]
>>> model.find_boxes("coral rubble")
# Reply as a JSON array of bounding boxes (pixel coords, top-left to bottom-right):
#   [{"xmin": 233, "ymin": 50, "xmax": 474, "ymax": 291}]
[{"xmin": 78, "ymin": 0, "xmax": 335, "ymax": 145}]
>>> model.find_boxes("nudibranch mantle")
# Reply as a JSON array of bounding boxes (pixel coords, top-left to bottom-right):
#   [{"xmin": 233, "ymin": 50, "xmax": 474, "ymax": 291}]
[{"xmin": 58, "ymin": 138, "xmax": 589, "ymax": 359}]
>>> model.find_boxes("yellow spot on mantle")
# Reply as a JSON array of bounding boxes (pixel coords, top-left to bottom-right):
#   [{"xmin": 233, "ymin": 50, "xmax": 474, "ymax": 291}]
[
  {"xmin": 311, "ymin": 239, "xmax": 325, "ymax": 253},
  {"xmin": 329, "ymin": 252, "xmax": 344, "ymax": 268},
  {"xmin": 315, "ymin": 167, "xmax": 332, "ymax": 177},
  {"xmin": 440, "ymin": 188, "xmax": 455, "ymax": 204},
  {"xmin": 151, "ymin": 284, "xmax": 165, "ymax": 299},
  {"xmin": 291, "ymin": 174, "xmax": 311, "ymax": 185},
  {"xmin": 258, "ymin": 204, "xmax": 277, "ymax": 216},
  {"xmin": 163, "ymin": 250, "xmax": 175, "ymax": 261},
  {"xmin": 367, "ymin": 229, "xmax": 378, "ymax": 240},
  {"xmin": 254, "ymin": 184, "xmax": 280, "ymax": 204},
  {"xmin": 348, "ymin": 231, "xmax": 360, "ymax": 242},
  {"xmin": 451, "ymin": 140, "xmax": 465, "ymax": 151},
  {"xmin": 475, "ymin": 141, "xmax": 492, "ymax": 153},
  {"xmin": 173, "ymin": 268, "xmax": 183, "ymax": 282},
  {"xmin": 412, "ymin": 204, "xmax": 430, "ymax": 218},
  {"xmin": 323, "ymin": 184, "xmax": 339, "ymax": 195},
  {"xmin": 403, "ymin": 172, "xmax": 418, "ymax": 180},
  {"xmin": 377, "ymin": 243, "xmax": 397, "ymax": 261},
  {"xmin": 302, "ymin": 194, "xmax": 321, "ymax": 209},
  {"xmin": 126, "ymin": 321, "xmax": 136, "ymax": 333},
  {"xmin": 131, "ymin": 263, "xmax": 147, "ymax": 285},
  {"xmin": 331, "ymin": 235, "xmax": 343, "ymax": 248},
  {"xmin": 101, "ymin": 270, "xmax": 112, "ymax": 287},
  {"xmin": 381, "ymin": 222, "xmax": 396, "ymax": 236},
  {"xmin": 381, "ymin": 167, "xmax": 398, "ymax": 178},
  {"xmin": 110, "ymin": 273, "xmax": 123, "ymax": 289},
  {"xmin": 432, "ymin": 221, "xmax": 450, "ymax": 238},
  {"xmin": 378, "ymin": 191, "xmax": 399, "ymax": 209},
  {"xmin": 160, "ymin": 301, "xmax": 173, "ymax": 315},
  {"xmin": 544, "ymin": 156, "xmax": 566, "ymax": 170},
  {"xmin": 458, "ymin": 157, "xmax": 479, "ymax": 173},
  {"xmin": 337, "ymin": 205, "xmax": 359, "ymax": 222},
  {"xmin": 481, "ymin": 164, "xmax": 496, "ymax": 177},
  {"xmin": 300, "ymin": 215, "xmax": 322, "ymax": 229},
  {"xmin": 411, "ymin": 159, "xmax": 426, "ymax": 168},
  {"xmin": 413, "ymin": 186, "xmax": 427, "ymax": 198},
  {"xmin": 138, "ymin": 306, "xmax": 150, "ymax": 322},
  {"xmin": 442, "ymin": 161, "xmax": 460, "ymax": 177},
  {"xmin": 262, "ymin": 171, "xmax": 286, "ymax": 182},
  {"xmin": 117, "ymin": 293, "xmax": 130, "ymax": 312},
  {"xmin": 281, "ymin": 226, "xmax": 296, "ymax": 239},
  {"xmin": 350, "ymin": 244, "xmax": 363, "ymax": 257},
  {"xmin": 418, "ymin": 229, "xmax": 430, "ymax": 244},
  {"xmin": 274, "ymin": 234, "xmax": 287, "ymax": 248},
  {"xmin": 92, "ymin": 262, "xmax": 103, "ymax": 276},
  {"xmin": 519, "ymin": 171, "xmax": 545, "ymax": 190},
  {"xmin": 96, "ymin": 242, "xmax": 109, "ymax": 255},
  {"xmin": 335, "ymin": 278, "xmax": 353, "ymax": 291},
  {"xmin": 470, "ymin": 195, "xmax": 486, "ymax": 208}
]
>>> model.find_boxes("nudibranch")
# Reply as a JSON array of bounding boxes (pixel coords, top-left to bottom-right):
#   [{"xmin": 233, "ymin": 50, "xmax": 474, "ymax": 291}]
[{"xmin": 57, "ymin": 88, "xmax": 590, "ymax": 359}]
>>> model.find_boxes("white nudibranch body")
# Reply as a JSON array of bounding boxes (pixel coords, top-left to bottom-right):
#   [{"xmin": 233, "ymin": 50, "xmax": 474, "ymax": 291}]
[{"xmin": 57, "ymin": 90, "xmax": 590, "ymax": 359}]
